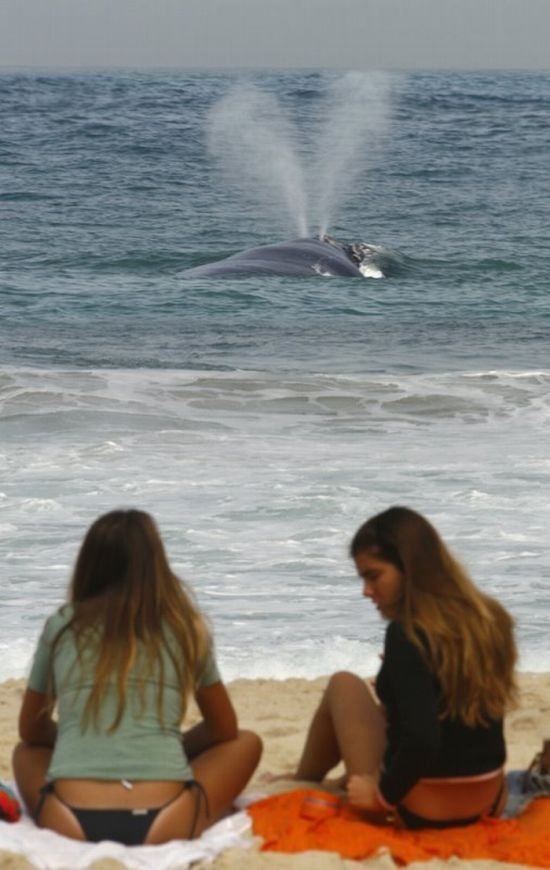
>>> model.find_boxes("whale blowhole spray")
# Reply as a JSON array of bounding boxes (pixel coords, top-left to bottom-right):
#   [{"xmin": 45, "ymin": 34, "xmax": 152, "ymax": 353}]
[{"xmin": 206, "ymin": 72, "xmax": 392, "ymax": 241}]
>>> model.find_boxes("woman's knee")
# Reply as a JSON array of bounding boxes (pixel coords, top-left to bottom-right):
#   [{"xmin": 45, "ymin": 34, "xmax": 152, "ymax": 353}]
[
  {"xmin": 327, "ymin": 671, "xmax": 365, "ymax": 695},
  {"xmin": 190, "ymin": 730, "xmax": 263, "ymax": 831},
  {"xmin": 236, "ymin": 729, "xmax": 263, "ymax": 766},
  {"xmin": 193, "ymin": 729, "xmax": 262, "ymax": 789}
]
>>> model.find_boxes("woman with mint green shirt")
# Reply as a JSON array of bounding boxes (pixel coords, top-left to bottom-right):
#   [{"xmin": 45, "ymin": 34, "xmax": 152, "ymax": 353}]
[{"xmin": 13, "ymin": 509, "xmax": 262, "ymax": 845}]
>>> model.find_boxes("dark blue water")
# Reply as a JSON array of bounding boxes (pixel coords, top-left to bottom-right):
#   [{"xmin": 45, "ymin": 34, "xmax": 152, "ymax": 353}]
[{"xmin": 1, "ymin": 70, "xmax": 550, "ymax": 373}]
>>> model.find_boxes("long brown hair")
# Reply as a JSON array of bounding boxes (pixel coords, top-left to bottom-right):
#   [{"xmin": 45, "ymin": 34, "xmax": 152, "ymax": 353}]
[
  {"xmin": 350, "ymin": 506, "xmax": 517, "ymax": 725},
  {"xmin": 54, "ymin": 509, "xmax": 209, "ymax": 732}
]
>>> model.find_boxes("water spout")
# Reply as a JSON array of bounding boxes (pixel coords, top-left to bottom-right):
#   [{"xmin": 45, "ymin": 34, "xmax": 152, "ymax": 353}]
[
  {"xmin": 206, "ymin": 73, "xmax": 392, "ymax": 240},
  {"xmin": 207, "ymin": 84, "xmax": 309, "ymax": 238}
]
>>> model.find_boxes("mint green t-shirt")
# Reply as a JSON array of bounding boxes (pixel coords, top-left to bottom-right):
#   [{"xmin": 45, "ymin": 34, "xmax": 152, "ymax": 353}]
[{"xmin": 28, "ymin": 606, "xmax": 221, "ymax": 782}]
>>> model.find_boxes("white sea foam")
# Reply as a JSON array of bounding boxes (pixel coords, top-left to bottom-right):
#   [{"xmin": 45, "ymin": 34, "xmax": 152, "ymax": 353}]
[
  {"xmin": 1, "ymin": 365, "xmax": 549, "ymax": 680},
  {"xmin": 220, "ymin": 636, "xmax": 384, "ymax": 682},
  {"xmin": 0, "ymin": 639, "xmax": 35, "ymax": 683},
  {"xmin": 359, "ymin": 263, "xmax": 384, "ymax": 278}
]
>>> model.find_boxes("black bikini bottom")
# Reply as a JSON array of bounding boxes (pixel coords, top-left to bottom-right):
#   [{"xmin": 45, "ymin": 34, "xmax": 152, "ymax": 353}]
[
  {"xmin": 397, "ymin": 781, "xmax": 504, "ymax": 830},
  {"xmin": 35, "ymin": 779, "xmax": 208, "ymax": 845}
]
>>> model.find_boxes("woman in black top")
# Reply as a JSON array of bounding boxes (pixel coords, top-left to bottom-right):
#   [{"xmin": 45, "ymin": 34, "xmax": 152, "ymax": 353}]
[{"xmin": 293, "ymin": 506, "xmax": 517, "ymax": 828}]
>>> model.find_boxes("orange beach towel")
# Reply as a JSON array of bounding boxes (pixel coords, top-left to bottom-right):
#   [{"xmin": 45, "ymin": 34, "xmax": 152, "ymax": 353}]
[{"xmin": 248, "ymin": 788, "xmax": 550, "ymax": 867}]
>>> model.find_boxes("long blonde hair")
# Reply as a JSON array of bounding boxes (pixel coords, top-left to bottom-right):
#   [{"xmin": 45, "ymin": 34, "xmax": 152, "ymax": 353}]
[
  {"xmin": 53, "ymin": 509, "xmax": 209, "ymax": 732},
  {"xmin": 350, "ymin": 506, "xmax": 517, "ymax": 726}
]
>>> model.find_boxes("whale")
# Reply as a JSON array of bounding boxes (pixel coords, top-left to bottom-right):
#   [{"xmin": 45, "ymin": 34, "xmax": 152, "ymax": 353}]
[{"xmin": 181, "ymin": 235, "xmax": 386, "ymax": 278}]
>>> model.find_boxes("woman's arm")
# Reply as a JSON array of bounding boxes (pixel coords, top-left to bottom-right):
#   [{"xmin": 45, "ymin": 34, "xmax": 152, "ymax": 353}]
[
  {"xmin": 18, "ymin": 688, "xmax": 57, "ymax": 747},
  {"xmin": 182, "ymin": 682, "xmax": 238, "ymax": 760}
]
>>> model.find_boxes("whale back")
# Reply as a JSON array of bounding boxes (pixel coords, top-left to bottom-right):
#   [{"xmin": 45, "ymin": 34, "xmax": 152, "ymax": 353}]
[{"xmin": 182, "ymin": 237, "xmax": 364, "ymax": 278}]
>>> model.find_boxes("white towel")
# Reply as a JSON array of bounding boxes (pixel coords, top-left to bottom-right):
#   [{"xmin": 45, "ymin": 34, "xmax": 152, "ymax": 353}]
[{"xmin": 0, "ymin": 797, "xmax": 255, "ymax": 870}]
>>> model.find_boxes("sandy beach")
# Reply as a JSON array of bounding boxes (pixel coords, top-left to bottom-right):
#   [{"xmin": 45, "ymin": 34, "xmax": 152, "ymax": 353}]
[{"xmin": 0, "ymin": 673, "xmax": 548, "ymax": 869}]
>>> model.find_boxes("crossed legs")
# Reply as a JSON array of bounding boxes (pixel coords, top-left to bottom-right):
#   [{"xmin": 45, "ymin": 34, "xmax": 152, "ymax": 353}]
[{"xmin": 13, "ymin": 730, "xmax": 262, "ymax": 844}]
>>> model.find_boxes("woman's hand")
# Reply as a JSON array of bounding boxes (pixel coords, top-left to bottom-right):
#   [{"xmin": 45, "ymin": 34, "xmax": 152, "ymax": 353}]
[{"xmin": 346, "ymin": 774, "xmax": 386, "ymax": 814}]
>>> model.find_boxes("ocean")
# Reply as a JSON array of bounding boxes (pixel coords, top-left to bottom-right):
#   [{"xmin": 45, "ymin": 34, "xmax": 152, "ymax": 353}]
[{"xmin": 1, "ymin": 69, "xmax": 549, "ymax": 682}]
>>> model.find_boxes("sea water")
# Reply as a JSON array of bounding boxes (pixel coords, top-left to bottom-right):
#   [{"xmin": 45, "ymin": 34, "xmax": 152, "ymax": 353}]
[{"xmin": 1, "ymin": 70, "xmax": 549, "ymax": 682}]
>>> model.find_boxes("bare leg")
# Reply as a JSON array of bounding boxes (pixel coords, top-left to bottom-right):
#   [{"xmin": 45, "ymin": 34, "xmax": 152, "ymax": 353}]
[
  {"xmin": 14, "ymin": 732, "xmax": 262, "ymax": 844},
  {"xmin": 147, "ymin": 729, "xmax": 263, "ymax": 842},
  {"xmin": 296, "ymin": 672, "xmax": 386, "ymax": 782},
  {"xmin": 12, "ymin": 742, "xmax": 85, "ymax": 840}
]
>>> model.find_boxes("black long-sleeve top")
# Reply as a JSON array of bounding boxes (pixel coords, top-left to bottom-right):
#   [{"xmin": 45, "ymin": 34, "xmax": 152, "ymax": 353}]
[{"xmin": 375, "ymin": 620, "xmax": 506, "ymax": 807}]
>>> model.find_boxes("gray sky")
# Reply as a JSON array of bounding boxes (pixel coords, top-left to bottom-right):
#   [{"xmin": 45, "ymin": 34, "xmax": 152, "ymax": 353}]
[{"xmin": 1, "ymin": 0, "xmax": 549, "ymax": 70}]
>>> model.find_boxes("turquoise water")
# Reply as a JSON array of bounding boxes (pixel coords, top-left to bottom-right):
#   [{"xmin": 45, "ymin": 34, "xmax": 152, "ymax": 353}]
[{"xmin": 1, "ymin": 70, "xmax": 549, "ymax": 679}]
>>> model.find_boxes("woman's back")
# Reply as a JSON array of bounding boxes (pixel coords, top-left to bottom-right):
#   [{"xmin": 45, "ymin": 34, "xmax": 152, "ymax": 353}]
[
  {"xmin": 14, "ymin": 509, "xmax": 262, "ymax": 844},
  {"xmin": 29, "ymin": 605, "xmax": 221, "ymax": 782},
  {"xmin": 375, "ymin": 619, "xmax": 506, "ymax": 806}
]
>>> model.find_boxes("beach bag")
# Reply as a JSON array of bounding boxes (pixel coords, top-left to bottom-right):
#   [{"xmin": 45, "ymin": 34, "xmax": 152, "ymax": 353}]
[{"xmin": 0, "ymin": 782, "xmax": 21, "ymax": 822}]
